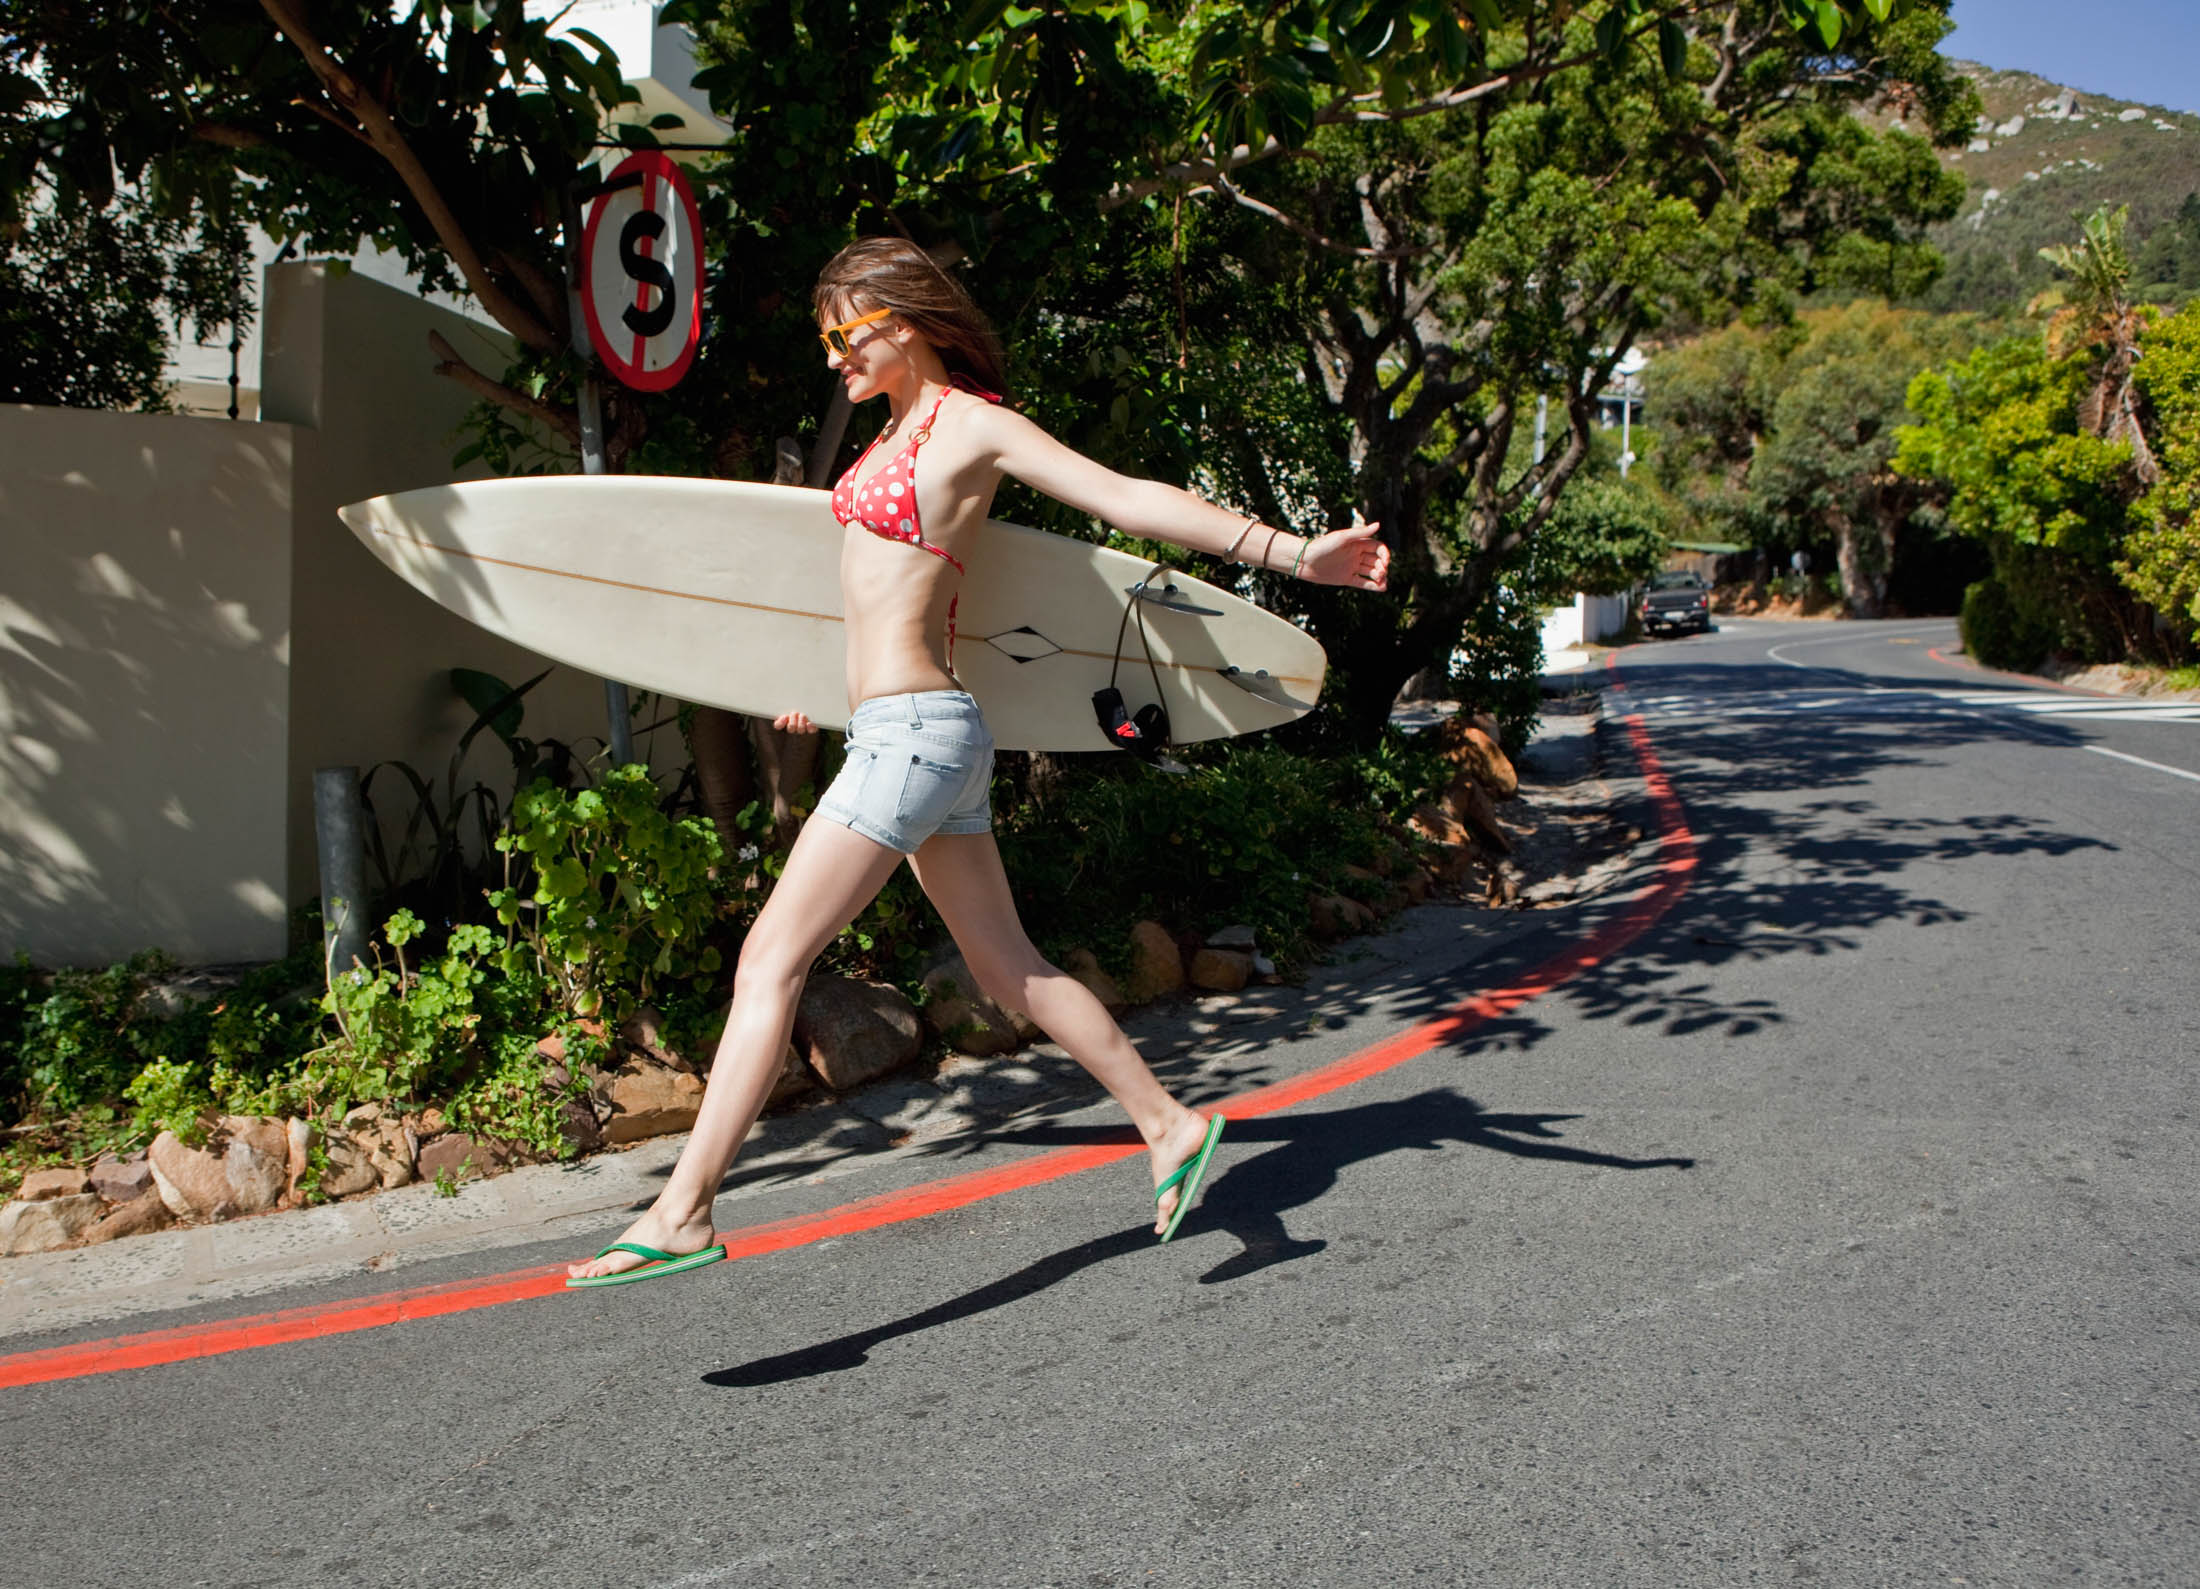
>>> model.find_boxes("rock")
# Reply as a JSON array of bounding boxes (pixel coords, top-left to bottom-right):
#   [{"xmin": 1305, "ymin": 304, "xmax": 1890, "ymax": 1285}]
[
  {"xmin": 81, "ymin": 1191, "xmax": 175, "ymax": 1246},
  {"xmin": 1205, "ymin": 923, "xmax": 1258, "ymax": 951},
  {"xmin": 415, "ymin": 1132, "xmax": 513, "ymax": 1184},
  {"xmin": 1450, "ymin": 778, "xmax": 1513, "ymax": 855},
  {"xmin": 619, "ymin": 1006, "xmax": 696, "ymax": 1074},
  {"xmin": 1410, "ymin": 803, "xmax": 1471, "ymax": 847},
  {"xmin": 1122, "ymin": 921, "xmax": 1185, "ymax": 1003},
  {"xmin": 0, "ymin": 1193, "xmax": 104, "ymax": 1254},
  {"xmin": 223, "ymin": 1116, "xmax": 289, "ymax": 1211},
  {"xmin": 1309, "ymin": 893, "xmax": 1377, "ymax": 938},
  {"xmin": 559, "ymin": 1093, "xmax": 604, "ymax": 1156},
  {"xmin": 17, "ymin": 1167, "xmax": 90, "ymax": 1201},
  {"xmin": 1427, "ymin": 842, "xmax": 1479, "ymax": 885},
  {"xmin": 1187, "ymin": 948, "xmax": 1253, "ymax": 992},
  {"xmin": 597, "ymin": 1058, "xmax": 707, "ymax": 1144},
  {"xmin": 1430, "ymin": 718, "xmax": 1518, "ymax": 800},
  {"xmin": 792, "ymin": 976, "xmax": 923, "ymax": 1091},
  {"xmin": 88, "ymin": 1152, "xmax": 154, "ymax": 1206},
  {"xmin": 1063, "ymin": 948, "xmax": 1127, "ymax": 1014},
  {"xmin": 766, "ymin": 1044, "xmax": 815, "ymax": 1109},
  {"xmin": 921, "ymin": 951, "xmax": 1024, "ymax": 1057},
  {"xmin": 1401, "ymin": 870, "xmax": 1432, "ymax": 904},
  {"xmin": 147, "ymin": 1117, "xmax": 288, "ymax": 1221},
  {"xmin": 1342, "ymin": 863, "xmax": 1382, "ymax": 885},
  {"xmin": 340, "ymin": 1104, "xmax": 417, "ymax": 1190},
  {"xmin": 1251, "ymin": 952, "xmax": 1277, "ymax": 978},
  {"xmin": 317, "ymin": 1132, "xmax": 380, "ymax": 1198}
]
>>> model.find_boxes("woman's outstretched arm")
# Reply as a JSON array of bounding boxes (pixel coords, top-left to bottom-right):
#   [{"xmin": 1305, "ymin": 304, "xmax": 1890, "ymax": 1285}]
[{"xmin": 974, "ymin": 405, "xmax": 1391, "ymax": 592}]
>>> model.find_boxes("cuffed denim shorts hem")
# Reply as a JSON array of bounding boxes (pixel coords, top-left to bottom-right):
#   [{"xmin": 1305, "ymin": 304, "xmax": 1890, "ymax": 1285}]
[{"xmin": 812, "ymin": 691, "xmax": 994, "ymax": 856}]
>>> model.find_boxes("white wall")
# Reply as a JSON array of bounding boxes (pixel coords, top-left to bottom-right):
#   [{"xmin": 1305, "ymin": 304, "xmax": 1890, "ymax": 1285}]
[
  {"xmin": 3, "ymin": 263, "xmax": 681, "ymax": 967},
  {"xmin": 0, "ymin": 409, "xmax": 297, "ymax": 962}
]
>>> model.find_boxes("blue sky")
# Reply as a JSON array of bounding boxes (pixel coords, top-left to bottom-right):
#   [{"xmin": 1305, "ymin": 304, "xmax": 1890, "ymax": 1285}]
[{"xmin": 1943, "ymin": 0, "xmax": 2200, "ymax": 115}]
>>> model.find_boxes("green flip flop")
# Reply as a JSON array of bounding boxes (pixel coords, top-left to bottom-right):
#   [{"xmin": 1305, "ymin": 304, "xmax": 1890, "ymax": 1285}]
[
  {"xmin": 565, "ymin": 1239, "xmax": 726, "ymax": 1289},
  {"xmin": 1155, "ymin": 1114, "xmax": 1226, "ymax": 1243}
]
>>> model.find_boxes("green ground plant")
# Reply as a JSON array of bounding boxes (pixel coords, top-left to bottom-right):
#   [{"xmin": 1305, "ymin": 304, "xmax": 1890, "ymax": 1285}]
[{"xmin": 2, "ymin": 718, "xmax": 1462, "ymax": 1196}]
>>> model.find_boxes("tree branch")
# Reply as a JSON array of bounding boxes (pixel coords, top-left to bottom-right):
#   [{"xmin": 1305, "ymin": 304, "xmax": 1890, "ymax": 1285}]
[
  {"xmin": 493, "ymin": 247, "xmax": 569, "ymax": 341},
  {"xmin": 1103, "ymin": 49, "xmax": 1606, "ymax": 211},
  {"xmin": 428, "ymin": 330, "xmax": 578, "ymax": 445},
  {"xmin": 189, "ymin": 121, "xmax": 271, "ymax": 151},
  {"xmin": 1210, "ymin": 171, "xmax": 1424, "ymax": 261},
  {"xmin": 288, "ymin": 94, "xmax": 376, "ymax": 149},
  {"xmin": 257, "ymin": 0, "xmax": 560, "ymax": 352}
]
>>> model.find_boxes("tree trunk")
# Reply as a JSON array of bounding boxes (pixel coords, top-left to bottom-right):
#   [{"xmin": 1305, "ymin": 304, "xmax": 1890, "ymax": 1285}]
[
  {"xmin": 686, "ymin": 708, "xmax": 755, "ymax": 860},
  {"xmin": 1830, "ymin": 507, "xmax": 1881, "ymax": 619}
]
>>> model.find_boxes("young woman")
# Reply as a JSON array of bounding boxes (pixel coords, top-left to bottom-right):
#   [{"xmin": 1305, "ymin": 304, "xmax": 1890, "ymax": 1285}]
[{"xmin": 568, "ymin": 237, "xmax": 1389, "ymax": 1285}]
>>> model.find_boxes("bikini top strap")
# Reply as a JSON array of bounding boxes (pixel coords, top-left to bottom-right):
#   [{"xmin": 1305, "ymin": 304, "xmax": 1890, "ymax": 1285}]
[{"xmin": 908, "ymin": 386, "xmax": 955, "ymax": 449}]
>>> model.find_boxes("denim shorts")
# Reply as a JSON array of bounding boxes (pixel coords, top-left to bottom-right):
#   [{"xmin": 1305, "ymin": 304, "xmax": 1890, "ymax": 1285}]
[{"xmin": 813, "ymin": 691, "xmax": 995, "ymax": 854}]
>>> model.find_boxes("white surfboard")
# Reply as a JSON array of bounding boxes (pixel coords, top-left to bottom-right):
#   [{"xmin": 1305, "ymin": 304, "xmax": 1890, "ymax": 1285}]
[{"xmin": 335, "ymin": 477, "xmax": 1327, "ymax": 753}]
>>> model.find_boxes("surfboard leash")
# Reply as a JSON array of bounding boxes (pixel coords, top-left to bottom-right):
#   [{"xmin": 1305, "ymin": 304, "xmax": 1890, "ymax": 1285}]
[{"xmin": 1092, "ymin": 563, "xmax": 1175, "ymax": 756}]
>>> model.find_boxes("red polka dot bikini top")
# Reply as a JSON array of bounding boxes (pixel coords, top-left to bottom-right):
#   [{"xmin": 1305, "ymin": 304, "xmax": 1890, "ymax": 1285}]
[{"xmin": 830, "ymin": 380, "xmax": 1000, "ymax": 667}]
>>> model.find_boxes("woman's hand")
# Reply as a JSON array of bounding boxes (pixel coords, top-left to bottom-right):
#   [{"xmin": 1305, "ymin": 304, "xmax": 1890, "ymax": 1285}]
[
  {"xmin": 772, "ymin": 711, "xmax": 819, "ymax": 734},
  {"xmin": 1297, "ymin": 521, "xmax": 1391, "ymax": 592}
]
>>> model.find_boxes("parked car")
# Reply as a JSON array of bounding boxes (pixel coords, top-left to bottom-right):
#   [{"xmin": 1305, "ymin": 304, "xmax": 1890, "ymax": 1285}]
[{"xmin": 1640, "ymin": 571, "xmax": 1713, "ymax": 636}]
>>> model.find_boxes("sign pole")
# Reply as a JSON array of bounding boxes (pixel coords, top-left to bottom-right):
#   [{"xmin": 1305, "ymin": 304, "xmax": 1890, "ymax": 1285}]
[{"xmin": 563, "ymin": 183, "xmax": 636, "ymax": 769}]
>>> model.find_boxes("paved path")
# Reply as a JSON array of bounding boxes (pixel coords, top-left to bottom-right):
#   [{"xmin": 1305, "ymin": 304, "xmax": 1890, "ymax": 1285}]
[{"xmin": 4, "ymin": 618, "xmax": 2195, "ymax": 1588}]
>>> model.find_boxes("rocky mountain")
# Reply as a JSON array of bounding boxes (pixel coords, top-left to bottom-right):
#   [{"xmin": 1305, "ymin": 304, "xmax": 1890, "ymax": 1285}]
[{"xmin": 1910, "ymin": 60, "xmax": 2200, "ymax": 310}]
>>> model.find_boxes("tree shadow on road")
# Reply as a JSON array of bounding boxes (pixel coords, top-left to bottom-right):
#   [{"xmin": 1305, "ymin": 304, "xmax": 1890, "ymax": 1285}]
[
  {"xmin": 700, "ymin": 1087, "xmax": 1691, "ymax": 1389},
  {"xmin": 701, "ymin": 676, "xmax": 2119, "ymax": 1390}
]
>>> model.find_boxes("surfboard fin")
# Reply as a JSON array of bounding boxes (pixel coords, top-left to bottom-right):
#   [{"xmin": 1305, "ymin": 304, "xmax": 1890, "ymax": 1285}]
[
  {"xmin": 1126, "ymin": 579, "xmax": 1222, "ymax": 616},
  {"xmin": 1217, "ymin": 666, "xmax": 1302, "ymax": 708}
]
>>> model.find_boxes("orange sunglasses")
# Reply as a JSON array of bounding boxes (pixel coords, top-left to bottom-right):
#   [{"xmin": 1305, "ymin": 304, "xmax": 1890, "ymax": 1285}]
[{"xmin": 818, "ymin": 307, "xmax": 891, "ymax": 356}]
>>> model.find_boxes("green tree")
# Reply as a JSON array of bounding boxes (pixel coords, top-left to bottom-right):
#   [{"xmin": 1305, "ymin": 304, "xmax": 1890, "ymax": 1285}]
[
  {"xmin": 4, "ymin": 0, "xmax": 1962, "ymax": 741},
  {"xmin": 1033, "ymin": 5, "xmax": 1970, "ymax": 734},
  {"xmin": 0, "ymin": 193, "xmax": 251, "ymax": 409},
  {"xmin": 2034, "ymin": 204, "xmax": 2158, "ymax": 483},
  {"xmin": 1895, "ymin": 332, "xmax": 2154, "ymax": 661},
  {"xmin": 1648, "ymin": 302, "xmax": 1992, "ymax": 617},
  {"xmin": 2120, "ymin": 302, "xmax": 2200, "ymax": 649},
  {"xmin": 1747, "ymin": 301, "xmax": 1986, "ymax": 616},
  {"xmin": 1523, "ymin": 474, "xmax": 1669, "ymax": 599},
  {"xmin": 2131, "ymin": 192, "xmax": 2200, "ymax": 300}
]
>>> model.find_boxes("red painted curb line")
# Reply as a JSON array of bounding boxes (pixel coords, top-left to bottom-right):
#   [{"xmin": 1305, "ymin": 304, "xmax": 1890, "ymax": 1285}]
[
  {"xmin": 0, "ymin": 706, "xmax": 1696, "ymax": 1393},
  {"xmin": 1923, "ymin": 644, "xmax": 2119, "ymax": 697}
]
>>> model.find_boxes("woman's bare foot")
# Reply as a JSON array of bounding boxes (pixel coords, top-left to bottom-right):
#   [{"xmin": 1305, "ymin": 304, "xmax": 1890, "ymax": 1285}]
[
  {"xmin": 1150, "ymin": 1108, "xmax": 1219, "ymax": 1236},
  {"xmin": 567, "ymin": 1200, "xmax": 719, "ymax": 1281}
]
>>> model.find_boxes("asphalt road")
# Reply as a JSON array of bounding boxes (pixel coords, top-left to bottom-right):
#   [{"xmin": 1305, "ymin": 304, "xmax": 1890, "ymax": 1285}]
[{"xmin": 6, "ymin": 618, "xmax": 2196, "ymax": 1588}]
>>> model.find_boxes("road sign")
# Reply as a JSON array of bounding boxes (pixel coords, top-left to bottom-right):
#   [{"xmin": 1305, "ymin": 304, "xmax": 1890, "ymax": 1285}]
[{"xmin": 580, "ymin": 151, "xmax": 704, "ymax": 392}]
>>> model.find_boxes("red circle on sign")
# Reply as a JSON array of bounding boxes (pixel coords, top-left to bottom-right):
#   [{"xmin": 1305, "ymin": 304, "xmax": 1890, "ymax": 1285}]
[{"xmin": 581, "ymin": 150, "xmax": 705, "ymax": 392}]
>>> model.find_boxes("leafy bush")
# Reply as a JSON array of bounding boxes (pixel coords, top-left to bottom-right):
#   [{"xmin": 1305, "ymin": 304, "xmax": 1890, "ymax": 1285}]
[
  {"xmin": 2122, "ymin": 303, "xmax": 2200, "ymax": 651},
  {"xmin": 1526, "ymin": 476, "xmax": 1670, "ymax": 598},
  {"xmin": 489, "ymin": 765, "xmax": 726, "ymax": 1022},
  {"xmin": 1959, "ymin": 577, "xmax": 2050, "ymax": 671},
  {"xmin": 999, "ymin": 739, "xmax": 1423, "ymax": 971},
  {"xmin": 1448, "ymin": 575, "xmax": 1547, "ymax": 754},
  {"xmin": 124, "ymin": 1058, "xmax": 213, "ymax": 1146},
  {"xmin": 319, "ymin": 912, "xmax": 503, "ymax": 1113}
]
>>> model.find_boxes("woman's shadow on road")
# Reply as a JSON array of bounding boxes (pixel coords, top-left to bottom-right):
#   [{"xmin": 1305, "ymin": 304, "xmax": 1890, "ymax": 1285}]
[{"xmin": 701, "ymin": 1086, "xmax": 1692, "ymax": 1389}]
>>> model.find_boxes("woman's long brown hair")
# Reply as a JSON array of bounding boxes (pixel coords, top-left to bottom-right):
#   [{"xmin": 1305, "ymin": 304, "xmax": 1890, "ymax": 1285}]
[{"xmin": 814, "ymin": 237, "xmax": 1011, "ymax": 401}]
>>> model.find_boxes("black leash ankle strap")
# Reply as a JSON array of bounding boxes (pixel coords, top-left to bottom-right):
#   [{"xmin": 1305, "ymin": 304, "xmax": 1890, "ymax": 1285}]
[{"xmin": 1092, "ymin": 563, "xmax": 1174, "ymax": 755}]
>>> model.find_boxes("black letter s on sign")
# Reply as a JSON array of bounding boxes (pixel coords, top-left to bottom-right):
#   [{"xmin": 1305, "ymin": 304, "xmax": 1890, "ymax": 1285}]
[{"xmin": 619, "ymin": 210, "xmax": 676, "ymax": 338}]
